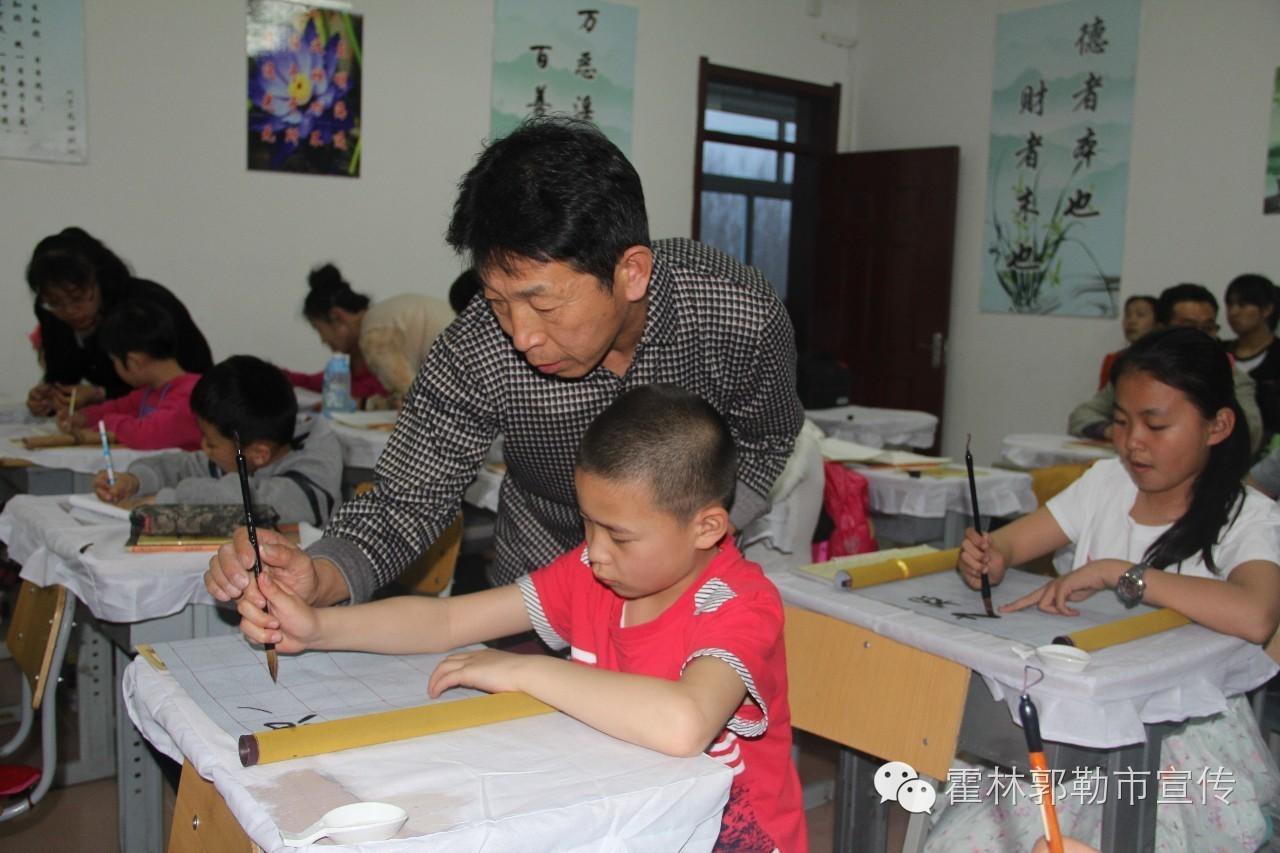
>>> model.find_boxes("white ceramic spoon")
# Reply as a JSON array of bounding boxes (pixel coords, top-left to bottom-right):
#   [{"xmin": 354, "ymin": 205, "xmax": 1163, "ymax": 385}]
[{"xmin": 280, "ymin": 802, "xmax": 408, "ymax": 846}]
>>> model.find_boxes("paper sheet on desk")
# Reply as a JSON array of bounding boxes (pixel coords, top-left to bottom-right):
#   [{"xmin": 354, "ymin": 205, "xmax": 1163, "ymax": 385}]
[
  {"xmin": 329, "ymin": 411, "xmax": 398, "ymax": 430},
  {"xmin": 855, "ymin": 568, "xmax": 1155, "ymax": 648},
  {"xmin": 146, "ymin": 635, "xmax": 488, "ymax": 738},
  {"xmin": 67, "ymin": 493, "xmax": 132, "ymax": 522},
  {"xmin": 820, "ymin": 436, "xmax": 949, "ymax": 467}
]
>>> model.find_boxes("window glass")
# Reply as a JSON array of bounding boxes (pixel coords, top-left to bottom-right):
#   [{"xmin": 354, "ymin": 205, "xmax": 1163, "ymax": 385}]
[
  {"xmin": 752, "ymin": 197, "xmax": 792, "ymax": 299},
  {"xmin": 699, "ymin": 191, "xmax": 748, "ymax": 262}
]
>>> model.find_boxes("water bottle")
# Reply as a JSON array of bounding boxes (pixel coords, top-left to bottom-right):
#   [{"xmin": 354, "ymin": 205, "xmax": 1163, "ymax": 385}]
[{"xmin": 322, "ymin": 353, "xmax": 355, "ymax": 415}]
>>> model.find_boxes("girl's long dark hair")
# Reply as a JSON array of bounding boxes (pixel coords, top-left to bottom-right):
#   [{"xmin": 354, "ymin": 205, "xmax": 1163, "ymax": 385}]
[{"xmin": 1111, "ymin": 327, "xmax": 1250, "ymax": 573}]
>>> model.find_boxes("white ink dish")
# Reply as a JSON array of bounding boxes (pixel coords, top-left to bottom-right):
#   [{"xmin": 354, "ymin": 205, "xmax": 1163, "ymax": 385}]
[
  {"xmin": 280, "ymin": 802, "xmax": 408, "ymax": 846},
  {"xmin": 1034, "ymin": 644, "xmax": 1091, "ymax": 672}
]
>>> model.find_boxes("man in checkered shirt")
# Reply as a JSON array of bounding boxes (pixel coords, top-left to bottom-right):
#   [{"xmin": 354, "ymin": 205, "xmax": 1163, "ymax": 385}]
[{"xmin": 205, "ymin": 117, "xmax": 803, "ymax": 607}]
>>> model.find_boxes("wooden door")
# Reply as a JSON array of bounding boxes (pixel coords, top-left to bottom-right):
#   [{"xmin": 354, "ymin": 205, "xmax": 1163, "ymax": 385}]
[{"xmin": 812, "ymin": 147, "xmax": 959, "ymax": 444}]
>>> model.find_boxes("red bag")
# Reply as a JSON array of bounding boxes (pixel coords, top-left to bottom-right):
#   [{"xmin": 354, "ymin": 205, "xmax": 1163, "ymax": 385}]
[{"xmin": 812, "ymin": 461, "xmax": 877, "ymax": 561}]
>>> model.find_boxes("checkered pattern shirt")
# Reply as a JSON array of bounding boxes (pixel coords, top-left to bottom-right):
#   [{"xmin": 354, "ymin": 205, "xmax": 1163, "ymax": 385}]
[{"xmin": 309, "ymin": 239, "xmax": 803, "ymax": 600}]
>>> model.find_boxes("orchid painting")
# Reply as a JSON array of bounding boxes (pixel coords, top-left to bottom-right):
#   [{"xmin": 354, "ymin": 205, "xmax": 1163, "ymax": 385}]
[{"xmin": 247, "ymin": 1, "xmax": 362, "ymax": 177}]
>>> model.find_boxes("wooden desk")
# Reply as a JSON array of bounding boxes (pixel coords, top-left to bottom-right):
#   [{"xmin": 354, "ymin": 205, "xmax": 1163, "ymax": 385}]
[
  {"xmin": 124, "ymin": 644, "xmax": 733, "ymax": 852},
  {"xmin": 777, "ymin": 567, "xmax": 1276, "ymax": 853}
]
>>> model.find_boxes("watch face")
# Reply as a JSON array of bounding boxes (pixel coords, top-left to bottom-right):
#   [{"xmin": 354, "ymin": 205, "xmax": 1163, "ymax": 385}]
[{"xmin": 1117, "ymin": 568, "xmax": 1144, "ymax": 604}]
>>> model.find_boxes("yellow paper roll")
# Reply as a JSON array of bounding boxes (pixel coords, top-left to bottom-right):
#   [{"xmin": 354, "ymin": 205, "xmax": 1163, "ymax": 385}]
[
  {"xmin": 238, "ymin": 691, "xmax": 554, "ymax": 766},
  {"xmin": 838, "ymin": 548, "xmax": 961, "ymax": 590},
  {"xmin": 1056, "ymin": 608, "xmax": 1190, "ymax": 652}
]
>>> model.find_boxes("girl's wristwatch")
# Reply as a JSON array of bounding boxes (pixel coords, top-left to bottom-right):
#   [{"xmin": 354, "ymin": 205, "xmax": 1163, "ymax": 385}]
[{"xmin": 1116, "ymin": 563, "xmax": 1148, "ymax": 607}]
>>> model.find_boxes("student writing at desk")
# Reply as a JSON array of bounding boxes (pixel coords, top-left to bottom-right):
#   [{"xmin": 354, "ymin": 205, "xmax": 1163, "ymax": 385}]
[
  {"xmin": 204, "ymin": 117, "xmax": 802, "ymax": 605},
  {"xmin": 949, "ymin": 328, "xmax": 1280, "ymax": 851},
  {"xmin": 24, "ymin": 226, "xmax": 212, "ymax": 416},
  {"xmin": 286, "ymin": 262, "xmax": 453, "ymax": 408},
  {"xmin": 94, "ymin": 356, "xmax": 343, "ymax": 526},
  {"xmin": 236, "ymin": 386, "xmax": 805, "ymax": 852},
  {"xmin": 60, "ymin": 299, "xmax": 203, "ymax": 451}
]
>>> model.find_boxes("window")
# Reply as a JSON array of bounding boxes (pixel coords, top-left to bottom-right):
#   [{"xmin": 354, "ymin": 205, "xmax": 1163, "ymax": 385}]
[{"xmin": 693, "ymin": 60, "xmax": 839, "ymax": 326}]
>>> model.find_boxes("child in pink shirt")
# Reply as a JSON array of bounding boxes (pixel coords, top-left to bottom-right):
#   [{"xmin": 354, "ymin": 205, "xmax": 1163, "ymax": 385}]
[{"xmin": 61, "ymin": 300, "xmax": 203, "ymax": 450}]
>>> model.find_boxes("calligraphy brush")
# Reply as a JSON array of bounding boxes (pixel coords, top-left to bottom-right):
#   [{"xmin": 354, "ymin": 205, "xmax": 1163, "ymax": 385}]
[
  {"xmin": 1019, "ymin": 687, "xmax": 1065, "ymax": 853},
  {"xmin": 966, "ymin": 434, "xmax": 998, "ymax": 618},
  {"xmin": 234, "ymin": 431, "xmax": 278, "ymax": 682}
]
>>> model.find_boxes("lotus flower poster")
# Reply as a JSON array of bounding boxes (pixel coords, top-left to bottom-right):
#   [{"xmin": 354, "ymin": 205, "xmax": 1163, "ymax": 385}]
[
  {"xmin": 246, "ymin": 1, "xmax": 362, "ymax": 177},
  {"xmin": 980, "ymin": 0, "xmax": 1140, "ymax": 317},
  {"xmin": 490, "ymin": 0, "xmax": 636, "ymax": 156}
]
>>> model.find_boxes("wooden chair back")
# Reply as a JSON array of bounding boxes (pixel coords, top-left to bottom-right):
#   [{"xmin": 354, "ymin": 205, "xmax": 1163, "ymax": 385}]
[{"xmin": 4, "ymin": 581, "xmax": 70, "ymax": 710}]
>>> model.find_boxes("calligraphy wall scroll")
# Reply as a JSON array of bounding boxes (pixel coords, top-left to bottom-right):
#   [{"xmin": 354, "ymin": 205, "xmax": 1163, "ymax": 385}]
[
  {"xmin": 980, "ymin": 0, "xmax": 1142, "ymax": 317},
  {"xmin": 0, "ymin": 0, "xmax": 86, "ymax": 163},
  {"xmin": 490, "ymin": 0, "xmax": 637, "ymax": 155}
]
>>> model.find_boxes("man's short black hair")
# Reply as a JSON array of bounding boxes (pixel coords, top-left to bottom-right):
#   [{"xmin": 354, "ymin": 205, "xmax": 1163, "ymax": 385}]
[
  {"xmin": 190, "ymin": 356, "xmax": 297, "ymax": 446},
  {"xmin": 97, "ymin": 299, "xmax": 178, "ymax": 361},
  {"xmin": 1156, "ymin": 283, "xmax": 1218, "ymax": 325},
  {"xmin": 576, "ymin": 384, "xmax": 736, "ymax": 520},
  {"xmin": 446, "ymin": 117, "xmax": 650, "ymax": 287}
]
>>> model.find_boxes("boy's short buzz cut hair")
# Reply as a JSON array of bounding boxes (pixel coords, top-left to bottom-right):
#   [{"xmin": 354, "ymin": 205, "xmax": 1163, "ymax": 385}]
[
  {"xmin": 576, "ymin": 384, "xmax": 737, "ymax": 520},
  {"xmin": 190, "ymin": 355, "xmax": 297, "ymax": 447}
]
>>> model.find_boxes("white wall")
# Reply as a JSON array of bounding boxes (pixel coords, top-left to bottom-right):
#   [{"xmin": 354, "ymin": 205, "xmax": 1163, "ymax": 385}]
[
  {"xmin": 851, "ymin": 0, "xmax": 1280, "ymax": 464},
  {"xmin": 0, "ymin": 0, "xmax": 854, "ymax": 399}
]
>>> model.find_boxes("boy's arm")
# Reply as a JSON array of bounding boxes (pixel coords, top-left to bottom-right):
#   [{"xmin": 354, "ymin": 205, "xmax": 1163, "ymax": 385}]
[
  {"xmin": 429, "ymin": 652, "xmax": 747, "ymax": 758},
  {"xmin": 127, "ymin": 452, "xmax": 210, "ymax": 497},
  {"xmin": 240, "ymin": 556, "xmax": 533, "ymax": 655}
]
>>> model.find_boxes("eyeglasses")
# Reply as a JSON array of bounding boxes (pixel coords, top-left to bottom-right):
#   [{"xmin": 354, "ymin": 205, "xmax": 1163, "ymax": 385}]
[
  {"xmin": 1170, "ymin": 318, "xmax": 1219, "ymax": 335},
  {"xmin": 38, "ymin": 285, "xmax": 96, "ymax": 314}
]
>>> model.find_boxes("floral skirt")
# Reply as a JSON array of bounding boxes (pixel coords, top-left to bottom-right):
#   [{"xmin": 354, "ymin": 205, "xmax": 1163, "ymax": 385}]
[{"xmin": 924, "ymin": 695, "xmax": 1279, "ymax": 852}]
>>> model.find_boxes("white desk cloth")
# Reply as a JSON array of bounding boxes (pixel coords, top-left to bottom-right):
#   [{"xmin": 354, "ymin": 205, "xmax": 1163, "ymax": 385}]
[
  {"xmin": 0, "ymin": 494, "xmax": 320, "ymax": 623},
  {"xmin": 123, "ymin": 657, "xmax": 731, "ymax": 853},
  {"xmin": 806, "ymin": 405, "xmax": 938, "ymax": 449},
  {"xmin": 0, "ymin": 421, "xmax": 167, "ymax": 474},
  {"xmin": 773, "ymin": 572, "xmax": 1278, "ymax": 750},
  {"xmin": 1000, "ymin": 433, "xmax": 1117, "ymax": 469},
  {"xmin": 858, "ymin": 465, "xmax": 1037, "ymax": 520}
]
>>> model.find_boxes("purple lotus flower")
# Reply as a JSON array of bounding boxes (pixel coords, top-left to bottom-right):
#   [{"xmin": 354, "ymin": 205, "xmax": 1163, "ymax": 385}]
[{"xmin": 249, "ymin": 17, "xmax": 354, "ymax": 163}]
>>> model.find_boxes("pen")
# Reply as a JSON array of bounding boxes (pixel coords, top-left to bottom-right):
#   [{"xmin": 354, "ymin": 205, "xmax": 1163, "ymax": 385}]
[
  {"xmin": 68, "ymin": 386, "xmax": 78, "ymax": 421},
  {"xmin": 1020, "ymin": 692, "xmax": 1065, "ymax": 853},
  {"xmin": 234, "ymin": 431, "xmax": 278, "ymax": 682},
  {"xmin": 98, "ymin": 419, "xmax": 115, "ymax": 486},
  {"xmin": 965, "ymin": 434, "xmax": 997, "ymax": 617}
]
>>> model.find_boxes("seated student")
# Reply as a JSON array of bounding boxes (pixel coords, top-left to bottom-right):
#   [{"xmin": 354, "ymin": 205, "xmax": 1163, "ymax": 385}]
[
  {"xmin": 945, "ymin": 328, "xmax": 1280, "ymax": 852},
  {"xmin": 1223, "ymin": 273, "xmax": 1280, "ymax": 448},
  {"xmin": 1069, "ymin": 283, "xmax": 1263, "ymax": 452},
  {"xmin": 236, "ymin": 384, "xmax": 806, "ymax": 851},
  {"xmin": 61, "ymin": 300, "xmax": 202, "ymax": 450},
  {"xmin": 1096, "ymin": 294, "xmax": 1156, "ymax": 389},
  {"xmin": 25, "ymin": 227, "xmax": 212, "ymax": 416},
  {"xmin": 292, "ymin": 263, "xmax": 453, "ymax": 406},
  {"xmin": 95, "ymin": 356, "xmax": 343, "ymax": 527}
]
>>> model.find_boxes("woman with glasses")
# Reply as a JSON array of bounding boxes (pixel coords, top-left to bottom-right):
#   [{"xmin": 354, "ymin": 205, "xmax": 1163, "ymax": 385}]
[{"xmin": 24, "ymin": 227, "xmax": 214, "ymax": 416}]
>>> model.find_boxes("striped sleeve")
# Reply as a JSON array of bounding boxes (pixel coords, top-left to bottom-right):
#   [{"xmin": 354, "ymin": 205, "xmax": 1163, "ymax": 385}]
[
  {"xmin": 516, "ymin": 574, "xmax": 568, "ymax": 650},
  {"xmin": 683, "ymin": 647, "xmax": 769, "ymax": 738},
  {"xmin": 682, "ymin": 576, "xmax": 786, "ymax": 740}
]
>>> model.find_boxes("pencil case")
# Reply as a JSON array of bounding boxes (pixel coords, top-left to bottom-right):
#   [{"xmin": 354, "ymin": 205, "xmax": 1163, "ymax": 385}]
[{"xmin": 128, "ymin": 504, "xmax": 281, "ymax": 540}]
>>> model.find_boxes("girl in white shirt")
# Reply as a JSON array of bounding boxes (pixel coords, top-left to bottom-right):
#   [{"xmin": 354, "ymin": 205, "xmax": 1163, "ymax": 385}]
[{"xmin": 932, "ymin": 327, "xmax": 1280, "ymax": 852}]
